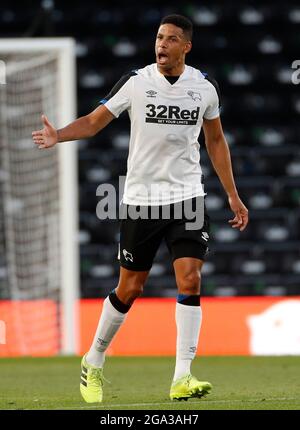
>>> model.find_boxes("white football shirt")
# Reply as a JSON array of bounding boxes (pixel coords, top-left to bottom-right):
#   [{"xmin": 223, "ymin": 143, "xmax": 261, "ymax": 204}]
[{"xmin": 102, "ymin": 63, "xmax": 220, "ymax": 206}]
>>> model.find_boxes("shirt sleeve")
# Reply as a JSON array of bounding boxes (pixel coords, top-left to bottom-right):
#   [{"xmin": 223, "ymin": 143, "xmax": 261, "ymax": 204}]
[
  {"xmin": 203, "ymin": 76, "xmax": 221, "ymax": 120},
  {"xmin": 100, "ymin": 71, "xmax": 136, "ymax": 118}
]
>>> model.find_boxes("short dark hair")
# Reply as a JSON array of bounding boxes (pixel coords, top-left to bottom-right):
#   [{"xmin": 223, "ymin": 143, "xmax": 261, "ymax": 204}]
[{"xmin": 160, "ymin": 14, "xmax": 193, "ymax": 41}]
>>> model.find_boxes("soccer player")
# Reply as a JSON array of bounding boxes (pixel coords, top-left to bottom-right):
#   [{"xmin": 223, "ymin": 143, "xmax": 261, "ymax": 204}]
[{"xmin": 32, "ymin": 14, "xmax": 248, "ymax": 402}]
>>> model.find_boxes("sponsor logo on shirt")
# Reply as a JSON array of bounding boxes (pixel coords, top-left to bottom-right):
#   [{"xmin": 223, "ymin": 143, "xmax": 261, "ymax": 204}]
[{"xmin": 145, "ymin": 104, "xmax": 200, "ymax": 125}]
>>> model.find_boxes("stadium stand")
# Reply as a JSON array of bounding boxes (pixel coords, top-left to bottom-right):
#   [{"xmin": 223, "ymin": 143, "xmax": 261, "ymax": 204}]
[{"xmin": 1, "ymin": 0, "xmax": 299, "ymax": 298}]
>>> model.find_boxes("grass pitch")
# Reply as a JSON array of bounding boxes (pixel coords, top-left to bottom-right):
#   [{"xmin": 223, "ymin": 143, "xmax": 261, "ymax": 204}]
[{"xmin": 0, "ymin": 356, "xmax": 299, "ymax": 410}]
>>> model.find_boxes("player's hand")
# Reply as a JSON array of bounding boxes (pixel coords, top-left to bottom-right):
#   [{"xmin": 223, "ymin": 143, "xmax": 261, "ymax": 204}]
[
  {"xmin": 228, "ymin": 194, "xmax": 248, "ymax": 231},
  {"xmin": 32, "ymin": 115, "xmax": 58, "ymax": 149}
]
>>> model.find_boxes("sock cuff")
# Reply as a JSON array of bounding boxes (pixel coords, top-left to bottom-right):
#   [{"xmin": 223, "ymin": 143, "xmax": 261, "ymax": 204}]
[
  {"xmin": 177, "ymin": 294, "xmax": 200, "ymax": 306},
  {"xmin": 109, "ymin": 291, "xmax": 131, "ymax": 314}
]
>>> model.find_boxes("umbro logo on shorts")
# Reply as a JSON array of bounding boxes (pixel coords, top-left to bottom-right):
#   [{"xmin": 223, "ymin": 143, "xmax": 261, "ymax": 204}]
[
  {"xmin": 145, "ymin": 104, "xmax": 200, "ymax": 125},
  {"xmin": 201, "ymin": 232, "xmax": 209, "ymax": 242},
  {"xmin": 123, "ymin": 249, "xmax": 134, "ymax": 262}
]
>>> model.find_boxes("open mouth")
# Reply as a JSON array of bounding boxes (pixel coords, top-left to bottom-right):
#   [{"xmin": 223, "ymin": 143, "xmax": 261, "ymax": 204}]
[{"xmin": 157, "ymin": 53, "xmax": 169, "ymax": 64}]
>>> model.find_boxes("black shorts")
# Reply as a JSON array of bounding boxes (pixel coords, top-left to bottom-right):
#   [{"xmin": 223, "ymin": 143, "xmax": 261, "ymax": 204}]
[{"xmin": 118, "ymin": 197, "xmax": 210, "ymax": 271}]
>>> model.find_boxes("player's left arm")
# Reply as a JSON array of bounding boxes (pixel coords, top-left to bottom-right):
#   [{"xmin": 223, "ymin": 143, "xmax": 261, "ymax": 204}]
[{"xmin": 203, "ymin": 117, "xmax": 249, "ymax": 231}]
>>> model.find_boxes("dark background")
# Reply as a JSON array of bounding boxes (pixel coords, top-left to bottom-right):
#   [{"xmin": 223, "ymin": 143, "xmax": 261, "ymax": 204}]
[{"xmin": 1, "ymin": 0, "xmax": 299, "ymax": 298}]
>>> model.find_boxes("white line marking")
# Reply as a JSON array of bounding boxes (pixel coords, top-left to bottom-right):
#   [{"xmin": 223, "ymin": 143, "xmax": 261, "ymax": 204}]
[{"xmin": 46, "ymin": 397, "xmax": 300, "ymax": 410}]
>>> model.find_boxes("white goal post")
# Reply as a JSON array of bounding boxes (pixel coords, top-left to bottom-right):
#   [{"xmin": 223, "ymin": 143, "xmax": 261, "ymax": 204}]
[{"xmin": 0, "ymin": 39, "xmax": 79, "ymax": 355}]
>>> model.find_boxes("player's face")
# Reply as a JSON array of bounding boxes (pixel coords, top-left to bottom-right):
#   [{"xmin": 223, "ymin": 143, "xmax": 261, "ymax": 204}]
[{"xmin": 155, "ymin": 24, "xmax": 191, "ymax": 74}]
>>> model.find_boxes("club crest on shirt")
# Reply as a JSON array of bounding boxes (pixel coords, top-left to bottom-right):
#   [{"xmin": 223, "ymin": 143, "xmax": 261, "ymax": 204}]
[{"xmin": 187, "ymin": 90, "xmax": 202, "ymax": 101}]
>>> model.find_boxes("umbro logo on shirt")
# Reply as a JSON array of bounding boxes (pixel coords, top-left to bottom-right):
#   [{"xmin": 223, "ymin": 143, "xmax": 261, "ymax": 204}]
[{"xmin": 146, "ymin": 90, "xmax": 157, "ymax": 98}]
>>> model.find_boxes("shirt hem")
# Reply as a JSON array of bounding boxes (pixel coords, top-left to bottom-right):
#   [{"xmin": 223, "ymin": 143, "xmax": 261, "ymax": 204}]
[{"xmin": 122, "ymin": 191, "xmax": 206, "ymax": 206}]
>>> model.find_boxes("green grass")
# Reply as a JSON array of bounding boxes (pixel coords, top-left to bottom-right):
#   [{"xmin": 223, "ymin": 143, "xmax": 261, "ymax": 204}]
[{"xmin": 0, "ymin": 356, "xmax": 299, "ymax": 410}]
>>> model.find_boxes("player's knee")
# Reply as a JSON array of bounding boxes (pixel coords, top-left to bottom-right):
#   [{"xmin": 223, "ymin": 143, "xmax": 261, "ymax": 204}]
[
  {"xmin": 177, "ymin": 270, "xmax": 201, "ymax": 295},
  {"xmin": 118, "ymin": 269, "xmax": 148, "ymax": 305},
  {"xmin": 125, "ymin": 281, "xmax": 144, "ymax": 303}
]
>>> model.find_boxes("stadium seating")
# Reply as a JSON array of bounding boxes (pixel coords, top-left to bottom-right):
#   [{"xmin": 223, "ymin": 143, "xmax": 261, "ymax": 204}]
[{"xmin": 1, "ymin": 0, "xmax": 299, "ymax": 297}]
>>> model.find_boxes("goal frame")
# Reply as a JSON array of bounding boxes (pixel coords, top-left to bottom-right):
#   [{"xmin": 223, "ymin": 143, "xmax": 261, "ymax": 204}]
[{"xmin": 0, "ymin": 38, "xmax": 79, "ymax": 355}]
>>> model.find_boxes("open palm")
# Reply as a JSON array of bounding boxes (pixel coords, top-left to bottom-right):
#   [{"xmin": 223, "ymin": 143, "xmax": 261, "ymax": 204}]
[{"xmin": 32, "ymin": 115, "xmax": 58, "ymax": 149}]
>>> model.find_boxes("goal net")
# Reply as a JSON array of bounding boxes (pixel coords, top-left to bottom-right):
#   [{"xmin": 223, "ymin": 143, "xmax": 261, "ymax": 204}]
[{"xmin": 0, "ymin": 39, "xmax": 79, "ymax": 356}]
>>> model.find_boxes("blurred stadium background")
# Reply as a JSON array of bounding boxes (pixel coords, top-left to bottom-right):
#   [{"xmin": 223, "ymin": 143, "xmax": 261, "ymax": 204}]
[{"xmin": 0, "ymin": 0, "xmax": 300, "ymax": 357}]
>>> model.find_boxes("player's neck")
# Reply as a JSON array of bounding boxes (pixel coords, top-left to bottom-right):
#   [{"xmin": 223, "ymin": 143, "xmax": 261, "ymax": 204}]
[{"xmin": 157, "ymin": 63, "xmax": 185, "ymax": 77}]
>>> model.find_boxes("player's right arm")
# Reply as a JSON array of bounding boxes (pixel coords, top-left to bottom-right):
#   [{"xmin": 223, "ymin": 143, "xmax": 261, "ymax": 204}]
[{"xmin": 32, "ymin": 104, "xmax": 115, "ymax": 149}]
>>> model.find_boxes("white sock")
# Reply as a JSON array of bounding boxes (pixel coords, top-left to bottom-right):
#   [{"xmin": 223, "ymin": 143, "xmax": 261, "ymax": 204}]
[
  {"xmin": 173, "ymin": 302, "xmax": 202, "ymax": 381},
  {"xmin": 86, "ymin": 296, "xmax": 127, "ymax": 368}
]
